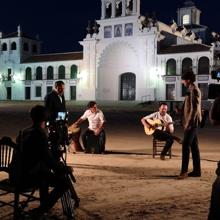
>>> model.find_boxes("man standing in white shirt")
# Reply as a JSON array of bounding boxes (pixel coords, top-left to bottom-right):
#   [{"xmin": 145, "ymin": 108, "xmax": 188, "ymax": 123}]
[
  {"xmin": 141, "ymin": 103, "xmax": 175, "ymax": 160},
  {"xmin": 73, "ymin": 101, "xmax": 106, "ymax": 153}
]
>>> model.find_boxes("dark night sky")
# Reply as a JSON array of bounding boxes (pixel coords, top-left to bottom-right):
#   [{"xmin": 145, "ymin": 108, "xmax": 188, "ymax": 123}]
[{"xmin": 0, "ymin": 0, "xmax": 219, "ymax": 54}]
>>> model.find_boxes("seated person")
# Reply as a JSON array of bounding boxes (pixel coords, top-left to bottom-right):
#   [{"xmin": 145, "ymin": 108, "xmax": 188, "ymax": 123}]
[
  {"xmin": 72, "ymin": 101, "xmax": 106, "ymax": 153},
  {"xmin": 10, "ymin": 105, "xmax": 70, "ymax": 216},
  {"xmin": 141, "ymin": 102, "xmax": 176, "ymax": 160}
]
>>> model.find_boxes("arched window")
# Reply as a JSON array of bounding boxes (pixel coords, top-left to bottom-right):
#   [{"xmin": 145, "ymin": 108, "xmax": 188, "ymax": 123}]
[
  {"xmin": 166, "ymin": 59, "xmax": 176, "ymax": 75},
  {"xmin": 70, "ymin": 65, "xmax": 78, "ymax": 79},
  {"xmin": 47, "ymin": 66, "xmax": 54, "ymax": 79},
  {"xmin": 2, "ymin": 43, "xmax": 7, "ymax": 51},
  {"xmin": 198, "ymin": 57, "xmax": 209, "ymax": 75},
  {"xmin": 182, "ymin": 58, "xmax": 192, "ymax": 74},
  {"xmin": 23, "ymin": 42, "xmax": 29, "ymax": 51},
  {"xmin": 126, "ymin": 0, "xmax": 133, "ymax": 15},
  {"xmin": 58, "ymin": 65, "xmax": 65, "ymax": 79},
  {"xmin": 25, "ymin": 67, "xmax": 32, "ymax": 80},
  {"xmin": 32, "ymin": 44, "xmax": 37, "ymax": 54},
  {"xmin": 11, "ymin": 42, "xmax": 17, "ymax": 50},
  {"xmin": 36, "ymin": 66, "xmax": 42, "ymax": 80},
  {"xmin": 106, "ymin": 3, "xmax": 112, "ymax": 18},
  {"xmin": 116, "ymin": 1, "xmax": 122, "ymax": 17}
]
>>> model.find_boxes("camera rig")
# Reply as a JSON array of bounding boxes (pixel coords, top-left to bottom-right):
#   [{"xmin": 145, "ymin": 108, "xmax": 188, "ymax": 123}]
[
  {"xmin": 47, "ymin": 112, "xmax": 69, "ymax": 159},
  {"xmin": 47, "ymin": 111, "xmax": 80, "ymax": 218}
]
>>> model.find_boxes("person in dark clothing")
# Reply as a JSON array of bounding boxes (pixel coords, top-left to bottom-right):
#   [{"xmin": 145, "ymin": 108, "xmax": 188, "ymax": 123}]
[
  {"xmin": 44, "ymin": 80, "xmax": 66, "ymax": 123},
  {"xmin": 208, "ymin": 161, "xmax": 220, "ymax": 220},
  {"xmin": 13, "ymin": 105, "xmax": 69, "ymax": 215},
  {"xmin": 177, "ymin": 71, "xmax": 202, "ymax": 179},
  {"xmin": 208, "ymin": 97, "xmax": 220, "ymax": 219},
  {"xmin": 44, "ymin": 81, "xmax": 68, "ymax": 159}
]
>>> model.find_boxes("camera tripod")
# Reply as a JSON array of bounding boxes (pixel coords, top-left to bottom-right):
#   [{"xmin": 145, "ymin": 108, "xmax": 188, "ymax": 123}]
[
  {"xmin": 57, "ymin": 144, "xmax": 80, "ymax": 219},
  {"xmin": 47, "ymin": 121, "xmax": 80, "ymax": 219}
]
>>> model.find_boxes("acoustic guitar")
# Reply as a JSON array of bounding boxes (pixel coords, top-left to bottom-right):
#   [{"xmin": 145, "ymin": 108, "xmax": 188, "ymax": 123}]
[{"xmin": 144, "ymin": 118, "xmax": 182, "ymax": 144}]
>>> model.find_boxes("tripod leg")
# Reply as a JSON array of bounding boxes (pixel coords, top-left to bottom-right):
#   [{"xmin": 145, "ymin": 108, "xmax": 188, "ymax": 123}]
[{"xmin": 61, "ymin": 190, "xmax": 75, "ymax": 219}]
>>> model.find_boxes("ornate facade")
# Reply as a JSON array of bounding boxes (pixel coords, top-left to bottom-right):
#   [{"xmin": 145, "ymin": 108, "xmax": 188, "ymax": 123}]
[{"xmin": 0, "ymin": 0, "xmax": 218, "ymax": 101}]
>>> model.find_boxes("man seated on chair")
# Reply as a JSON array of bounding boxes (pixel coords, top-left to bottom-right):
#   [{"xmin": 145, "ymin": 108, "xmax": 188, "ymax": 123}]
[
  {"xmin": 71, "ymin": 101, "xmax": 106, "ymax": 153},
  {"xmin": 141, "ymin": 102, "xmax": 175, "ymax": 160},
  {"xmin": 11, "ymin": 105, "xmax": 70, "ymax": 216}
]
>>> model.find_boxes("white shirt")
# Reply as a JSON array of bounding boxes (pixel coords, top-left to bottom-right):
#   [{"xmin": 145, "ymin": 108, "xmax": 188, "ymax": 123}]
[
  {"xmin": 143, "ymin": 112, "xmax": 174, "ymax": 133},
  {"xmin": 81, "ymin": 109, "xmax": 105, "ymax": 131}
]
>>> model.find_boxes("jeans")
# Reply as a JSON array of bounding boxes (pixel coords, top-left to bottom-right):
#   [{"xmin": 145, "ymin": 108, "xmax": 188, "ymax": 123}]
[{"xmin": 82, "ymin": 129, "xmax": 106, "ymax": 153}]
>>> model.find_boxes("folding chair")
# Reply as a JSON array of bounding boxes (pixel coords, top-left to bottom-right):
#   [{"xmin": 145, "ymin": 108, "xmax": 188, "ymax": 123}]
[
  {"xmin": 0, "ymin": 136, "xmax": 39, "ymax": 219},
  {"xmin": 152, "ymin": 138, "xmax": 172, "ymax": 158}
]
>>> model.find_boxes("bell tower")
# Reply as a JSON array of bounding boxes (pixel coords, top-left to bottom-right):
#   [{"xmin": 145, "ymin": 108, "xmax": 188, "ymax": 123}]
[
  {"xmin": 176, "ymin": 1, "xmax": 209, "ymax": 43},
  {"xmin": 177, "ymin": 1, "xmax": 201, "ymax": 26},
  {"xmin": 101, "ymin": 0, "xmax": 140, "ymax": 19}
]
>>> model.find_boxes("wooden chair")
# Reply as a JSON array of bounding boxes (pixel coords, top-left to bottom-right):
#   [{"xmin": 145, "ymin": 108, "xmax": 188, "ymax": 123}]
[
  {"xmin": 152, "ymin": 138, "xmax": 172, "ymax": 158},
  {"xmin": 0, "ymin": 136, "xmax": 39, "ymax": 219}
]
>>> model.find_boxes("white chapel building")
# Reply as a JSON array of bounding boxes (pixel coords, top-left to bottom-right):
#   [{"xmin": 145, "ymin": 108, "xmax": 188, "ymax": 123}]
[{"xmin": 0, "ymin": 0, "xmax": 219, "ymax": 101}]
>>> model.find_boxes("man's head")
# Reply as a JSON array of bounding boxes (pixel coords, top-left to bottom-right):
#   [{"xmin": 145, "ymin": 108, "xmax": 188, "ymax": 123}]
[
  {"xmin": 87, "ymin": 101, "xmax": 97, "ymax": 113},
  {"xmin": 55, "ymin": 81, "xmax": 65, "ymax": 95},
  {"xmin": 30, "ymin": 105, "xmax": 48, "ymax": 126},
  {"xmin": 181, "ymin": 71, "xmax": 196, "ymax": 87},
  {"xmin": 159, "ymin": 102, "xmax": 168, "ymax": 116}
]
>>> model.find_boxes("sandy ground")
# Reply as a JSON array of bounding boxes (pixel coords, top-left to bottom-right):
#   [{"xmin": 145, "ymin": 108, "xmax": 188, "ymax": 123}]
[{"xmin": 0, "ymin": 101, "xmax": 219, "ymax": 220}]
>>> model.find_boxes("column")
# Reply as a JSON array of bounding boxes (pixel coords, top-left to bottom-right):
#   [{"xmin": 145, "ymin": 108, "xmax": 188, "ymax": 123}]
[
  {"xmin": 112, "ymin": 0, "xmax": 116, "ymax": 18},
  {"xmin": 101, "ymin": 0, "xmax": 105, "ymax": 19},
  {"xmin": 132, "ymin": 0, "xmax": 137, "ymax": 15},
  {"xmin": 122, "ymin": 0, "xmax": 126, "ymax": 16},
  {"xmin": 101, "ymin": 0, "xmax": 106, "ymax": 19}
]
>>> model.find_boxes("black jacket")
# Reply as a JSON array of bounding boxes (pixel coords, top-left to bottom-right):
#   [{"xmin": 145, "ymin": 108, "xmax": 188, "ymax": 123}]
[{"xmin": 45, "ymin": 90, "xmax": 66, "ymax": 122}]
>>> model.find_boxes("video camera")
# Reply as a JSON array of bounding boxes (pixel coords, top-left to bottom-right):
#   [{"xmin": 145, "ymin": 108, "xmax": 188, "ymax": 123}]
[
  {"xmin": 208, "ymin": 70, "xmax": 220, "ymax": 99},
  {"xmin": 47, "ymin": 111, "xmax": 69, "ymax": 158}
]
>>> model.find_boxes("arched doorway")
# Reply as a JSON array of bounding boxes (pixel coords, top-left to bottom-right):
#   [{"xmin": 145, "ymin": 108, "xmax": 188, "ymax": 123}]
[{"xmin": 120, "ymin": 73, "xmax": 136, "ymax": 100}]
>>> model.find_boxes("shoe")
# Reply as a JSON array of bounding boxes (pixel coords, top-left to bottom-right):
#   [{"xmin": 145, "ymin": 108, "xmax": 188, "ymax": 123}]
[
  {"xmin": 160, "ymin": 155, "xmax": 166, "ymax": 160},
  {"xmin": 177, "ymin": 172, "xmax": 188, "ymax": 180},
  {"xmin": 188, "ymin": 171, "xmax": 201, "ymax": 177}
]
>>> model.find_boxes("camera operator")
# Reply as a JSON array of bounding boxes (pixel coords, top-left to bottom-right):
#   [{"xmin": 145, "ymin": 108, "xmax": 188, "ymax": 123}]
[
  {"xmin": 10, "ymin": 105, "xmax": 70, "ymax": 217},
  {"xmin": 45, "ymin": 80, "xmax": 66, "ymax": 123}
]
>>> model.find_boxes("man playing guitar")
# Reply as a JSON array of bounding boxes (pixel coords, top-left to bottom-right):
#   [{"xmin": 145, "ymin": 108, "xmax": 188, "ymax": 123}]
[{"xmin": 141, "ymin": 102, "xmax": 180, "ymax": 160}]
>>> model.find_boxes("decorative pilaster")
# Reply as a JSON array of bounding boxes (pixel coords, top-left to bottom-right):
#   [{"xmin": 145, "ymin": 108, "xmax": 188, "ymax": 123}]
[
  {"xmin": 132, "ymin": 0, "xmax": 137, "ymax": 15},
  {"xmin": 101, "ymin": 0, "xmax": 105, "ymax": 19},
  {"xmin": 112, "ymin": 0, "xmax": 116, "ymax": 18},
  {"xmin": 122, "ymin": 0, "xmax": 126, "ymax": 16}
]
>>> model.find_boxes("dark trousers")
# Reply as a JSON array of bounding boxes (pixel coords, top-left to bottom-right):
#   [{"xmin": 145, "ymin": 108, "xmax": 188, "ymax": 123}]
[
  {"xmin": 26, "ymin": 169, "xmax": 69, "ymax": 212},
  {"xmin": 153, "ymin": 129, "xmax": 174, "ymax": 156},
  {"xmin": 208, "ymin": 177, "xmax": 220, "ymax": 220},
  {"xmin": 180, "ymin": 127, "xmax": 201, "ymax": 174},
  {"xmin": 40, "ymin": 173, "xmax": 69, "ymax": 211},
  {"xmin": 82, "ymin": 129, "xmax": 106, "ymax": 153}
]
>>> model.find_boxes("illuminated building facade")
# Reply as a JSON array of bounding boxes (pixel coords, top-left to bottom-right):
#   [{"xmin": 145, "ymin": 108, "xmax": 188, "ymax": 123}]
[{"xmin": 0, "ymin": 0, "xmax": 218, "ymax": 101}]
